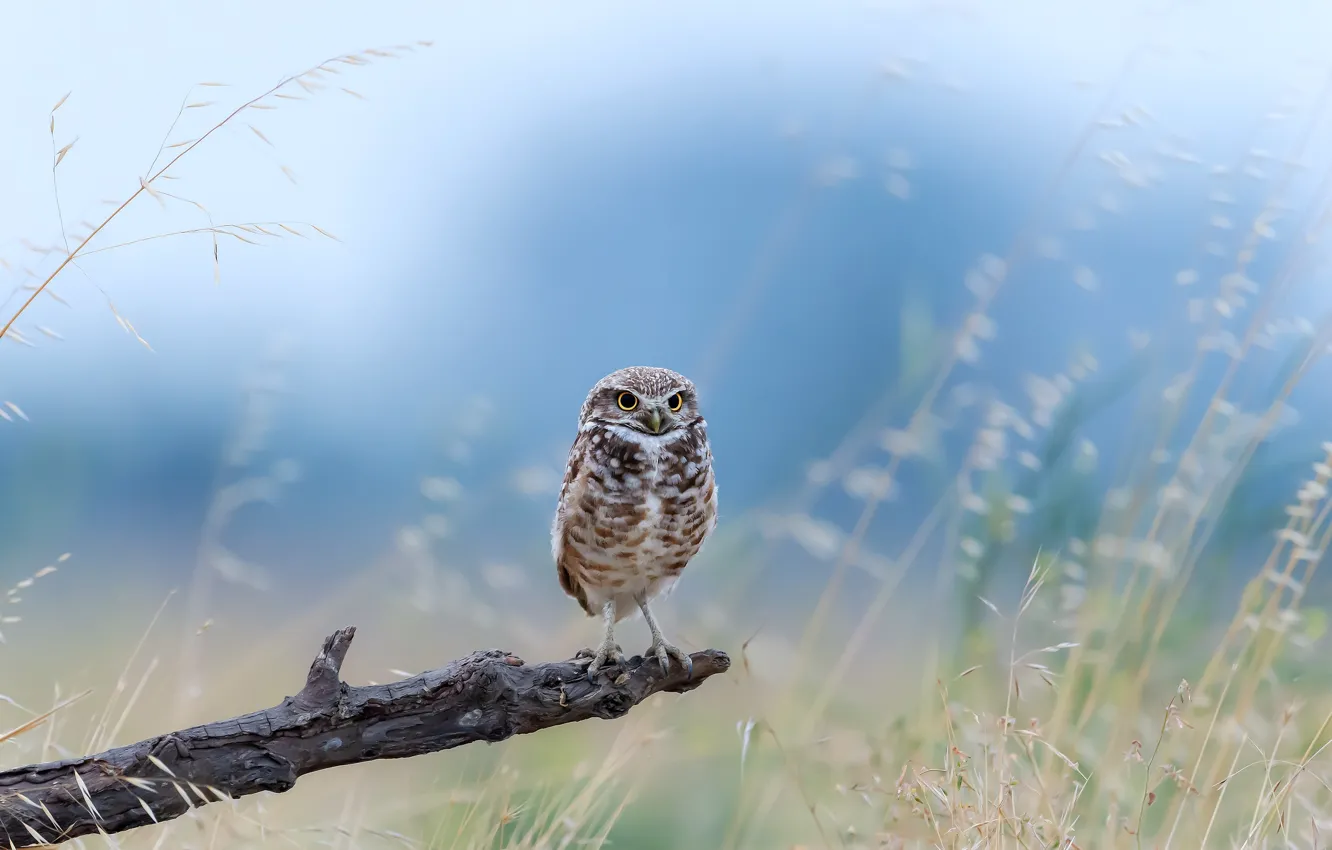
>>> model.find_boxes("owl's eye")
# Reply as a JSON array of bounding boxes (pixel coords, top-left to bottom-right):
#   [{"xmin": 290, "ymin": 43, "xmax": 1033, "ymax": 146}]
[
  {"xmin": 666, "ymin": 392, "xmax": 684, "ymax": 412},
  {"xmin": 616, "ymin": 392, "xmax": 639, "ymax": 412}
]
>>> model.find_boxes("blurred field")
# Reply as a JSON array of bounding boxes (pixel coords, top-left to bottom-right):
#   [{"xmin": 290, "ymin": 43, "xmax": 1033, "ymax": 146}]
[{"xmin": 7, "ymin": 2, "xmax": 1332, "ymax": 848}]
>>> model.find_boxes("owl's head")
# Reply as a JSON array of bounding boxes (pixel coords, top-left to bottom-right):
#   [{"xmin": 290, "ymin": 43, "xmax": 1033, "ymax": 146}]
[{"xmin": 581, "ymin": 366, "xmax": 702, "ymax": 436}]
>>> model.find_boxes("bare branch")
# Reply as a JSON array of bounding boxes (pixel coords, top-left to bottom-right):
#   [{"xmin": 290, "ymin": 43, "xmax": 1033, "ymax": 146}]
[{"xmin": 0, "ymin": 627, "xmax": 729, "ymax": 847}]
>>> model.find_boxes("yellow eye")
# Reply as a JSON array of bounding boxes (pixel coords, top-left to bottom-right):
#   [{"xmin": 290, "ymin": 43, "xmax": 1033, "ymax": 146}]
[
  {"xmin": 616, "ymin": 392, "xmax": 638, "ymax": 412},
  {"xmin": 667, "ymin": 392, "xmax": 684, "ymax": 412}
]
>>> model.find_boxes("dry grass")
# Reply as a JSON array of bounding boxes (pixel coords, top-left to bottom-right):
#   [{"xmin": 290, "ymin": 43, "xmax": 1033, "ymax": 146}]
[
  {"xmin": 5, "ymin": 31, "xmax": 1332, "ymax": 850},
  {"xmin": 0, "ymin": 41, "xmax": 432, "ymax": 352}
]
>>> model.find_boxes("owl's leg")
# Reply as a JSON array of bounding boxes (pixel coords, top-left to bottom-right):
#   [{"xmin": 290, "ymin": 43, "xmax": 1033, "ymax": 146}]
[
  {"xmin": 635, "ymin": 593, "xmax": 693, "ymax": 681},
  {"xmin": 585, "ymin": 600, "xmax": 624, "ymax": 680}
]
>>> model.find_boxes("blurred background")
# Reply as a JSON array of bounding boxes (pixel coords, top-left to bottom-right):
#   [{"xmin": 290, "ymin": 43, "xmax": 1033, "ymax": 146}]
[{"xmin": 4, "ymin": 1, "xmax": 1332, "ymax": 847}]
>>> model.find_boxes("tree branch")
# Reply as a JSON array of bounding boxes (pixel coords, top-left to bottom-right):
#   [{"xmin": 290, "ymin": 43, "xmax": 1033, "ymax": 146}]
[{"xmin": 0, "ymin": 626, "xmax": 730, "ymax": 847}]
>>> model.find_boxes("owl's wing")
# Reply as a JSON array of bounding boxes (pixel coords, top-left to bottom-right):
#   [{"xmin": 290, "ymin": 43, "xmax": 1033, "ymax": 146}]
[
  {"xmin": 551, "ymin": 431, "xmax": 585, "ymax": 564},
  {"xmin": 551, "ymin": 431, "xmax": 592, "ymax": 611}
]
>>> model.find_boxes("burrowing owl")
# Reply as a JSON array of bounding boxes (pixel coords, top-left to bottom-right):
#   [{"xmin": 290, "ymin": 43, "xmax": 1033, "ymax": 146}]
[{"xmin": 552, "ymin": 366, "xmax": 718, "ymax": 680}]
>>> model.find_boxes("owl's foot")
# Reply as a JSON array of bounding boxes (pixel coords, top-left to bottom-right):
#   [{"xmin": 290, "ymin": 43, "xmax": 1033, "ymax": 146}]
[
  {"xmin": 580, "ymin": 641, "xmax": 625, "ymax": 681},
  {"xmin": 647, "ymin": 637, "xmax": 693, "ymax": 681}
]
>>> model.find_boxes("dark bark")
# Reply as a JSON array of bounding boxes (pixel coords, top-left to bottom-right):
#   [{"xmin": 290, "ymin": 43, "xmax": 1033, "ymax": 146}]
[{"xmin": 0, "ymin": 627, "xmax": 730, "ymax": 848}]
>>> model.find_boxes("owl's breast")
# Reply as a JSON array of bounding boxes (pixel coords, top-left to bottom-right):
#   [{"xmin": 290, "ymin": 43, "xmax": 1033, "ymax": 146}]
[{"xmin": 567, "ymin": 424, "xmax": 716, "ymax": 579}]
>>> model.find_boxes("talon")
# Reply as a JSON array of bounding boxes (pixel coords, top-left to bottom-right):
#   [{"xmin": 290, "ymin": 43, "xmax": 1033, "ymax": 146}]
[
  {"xmin": 648, "ymin": 640, "xmax": 692, "ymax": 680},
  {"xmin": 585, "ymin": 642, "xmax": 624, "ymax": 681}
]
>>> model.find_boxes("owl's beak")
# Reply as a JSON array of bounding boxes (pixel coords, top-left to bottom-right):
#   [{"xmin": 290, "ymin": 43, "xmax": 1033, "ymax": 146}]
[{"xmin": 644, "ymin": 407, "xmax": 664, "ymax": 434}]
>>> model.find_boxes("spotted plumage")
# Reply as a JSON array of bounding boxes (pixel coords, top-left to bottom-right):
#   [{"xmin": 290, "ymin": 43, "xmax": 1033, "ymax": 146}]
[{"xmin": 552, "ymin": 366, "xmax": 718, "ymax": 679}]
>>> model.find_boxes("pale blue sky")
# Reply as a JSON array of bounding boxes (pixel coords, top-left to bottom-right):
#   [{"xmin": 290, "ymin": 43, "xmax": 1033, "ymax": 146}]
[{"xmin": 1, "ymin": 0, "xmax": 1323, "ymax": 380}]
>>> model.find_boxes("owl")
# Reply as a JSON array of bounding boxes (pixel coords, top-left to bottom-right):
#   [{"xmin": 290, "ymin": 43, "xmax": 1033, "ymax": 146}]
[{"xmin": 551, "ymin": 366, "xmax": 718, "ymax": 680}]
